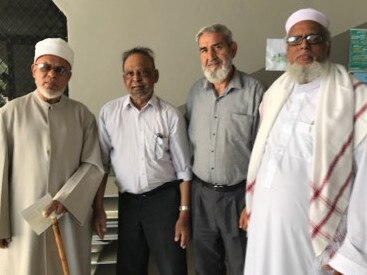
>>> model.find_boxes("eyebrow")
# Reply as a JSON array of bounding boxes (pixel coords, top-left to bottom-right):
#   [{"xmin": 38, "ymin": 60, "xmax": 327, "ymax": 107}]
[{"xmin": 199, "ymin": 42, "xmax": 224, "ymax": 51}]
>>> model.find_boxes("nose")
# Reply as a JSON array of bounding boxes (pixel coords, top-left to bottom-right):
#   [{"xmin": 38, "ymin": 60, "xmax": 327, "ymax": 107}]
[
  {"xmin": 300, "ymin": 38, "xmax": 311, "ymax": 49},
  {"xmin": 46, "ymin": 68, "xmax": 58, "ymax": 78},
  {"xmin": 207, "ymin": 48, "xmax": 217, "ymax": 60},
  {"xmin": 132, "ymin": 72, "xmax": 142, "ymax": 81}
]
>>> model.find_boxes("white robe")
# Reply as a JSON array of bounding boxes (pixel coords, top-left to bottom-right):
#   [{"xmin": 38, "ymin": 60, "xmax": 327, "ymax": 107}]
[
  {"xmin": 0, "ymin": 92, "xmax": 104, "ymax": 275},
  {"xmin": 244, "ymin": 79, "xmax": 367, "ymax": 275}
]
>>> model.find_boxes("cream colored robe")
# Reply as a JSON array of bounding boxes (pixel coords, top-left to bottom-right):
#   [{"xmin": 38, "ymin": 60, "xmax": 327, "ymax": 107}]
[{"xmin": 0, "ymin": 92, "xmax": 104, "ymax": 275}]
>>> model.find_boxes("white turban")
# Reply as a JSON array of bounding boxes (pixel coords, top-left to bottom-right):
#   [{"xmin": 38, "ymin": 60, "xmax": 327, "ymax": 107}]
[
  {"xmin": 34, "ymin": 38, "xmax": 74, "ymax": 67},
  {"xmin": 285, "ymin": 8, "xmax": 330, "ymax": 33}
]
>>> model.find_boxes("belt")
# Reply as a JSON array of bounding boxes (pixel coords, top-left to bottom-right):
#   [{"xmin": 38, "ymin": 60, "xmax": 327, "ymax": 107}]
[
  {"xmin": 194, "ymin": 175, "xmax": 245, "ymax": 192},
  {"xmin": 122, "ymin": 180, "xmax": 181, "ymax": 198}
]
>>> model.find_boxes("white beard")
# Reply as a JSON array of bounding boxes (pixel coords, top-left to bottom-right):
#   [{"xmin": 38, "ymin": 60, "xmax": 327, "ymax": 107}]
[
  {"xmin": 37, "ymin": 87, "xmax": 66, "ymax": 99},
  {"xmin": 203, "ymin": 59, "xmax": 232, "ymax": 84},
  {"xmin": 287, "ymin": 61, "xmax": 331, "ymax": 84}
]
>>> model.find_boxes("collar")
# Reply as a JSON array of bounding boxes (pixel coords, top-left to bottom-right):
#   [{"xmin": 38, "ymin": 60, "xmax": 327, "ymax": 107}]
[
  {"xmin": 122, "ymin": 94, "xmax": 160, "ymax": 111},
  {"xmin": 203, "ymin": 67, "xmax": 243, "ymax": 96},
  {"xmin": 33, "ymin": 90, "xmax": 64, "ymax": 108},
  {"xmin": 293, "ymin": 78, "xmax": 321, "ymax": 94}
]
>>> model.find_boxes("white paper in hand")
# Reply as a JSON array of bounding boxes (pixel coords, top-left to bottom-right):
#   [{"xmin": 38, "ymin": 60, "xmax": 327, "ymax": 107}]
[{"xmin": 21, "ymin": 193, "xmax": 63, "ymax": 235}]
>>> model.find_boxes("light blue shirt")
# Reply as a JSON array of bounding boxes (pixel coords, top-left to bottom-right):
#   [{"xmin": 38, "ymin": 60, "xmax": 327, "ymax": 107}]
[
  {"xmin": 186, "ymin": 68, "xmax": 265, "ymax": 185},
  {"xmin": 98, "ymin": 94, "xmax": 192, "ymax": 194}
]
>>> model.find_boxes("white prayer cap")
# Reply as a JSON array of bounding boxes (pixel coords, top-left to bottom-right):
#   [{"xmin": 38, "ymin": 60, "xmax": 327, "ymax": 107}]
[
  {"xmin": 34, "ymin": 38, "xmax": 74, "ymax": 67},
  {"xmin": 285, "ymin": 8, "xmax": 330, "ymax": 33}
]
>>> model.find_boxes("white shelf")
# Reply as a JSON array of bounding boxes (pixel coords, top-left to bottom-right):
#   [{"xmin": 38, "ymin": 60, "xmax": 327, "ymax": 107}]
[
  {"xmin": 91, "ymin": 177, "xmax": 118, "ymax": 275},
  {"xmin": 91, "ymin": 241, "xmax": 117, "ymax": 265},
  {"xmin": 104, "ymin": 176, "xmax": 118, "ymax": 198},
  {"xmin": 104, "ymin": 197, "xmax": 118, "ymax": 220}
]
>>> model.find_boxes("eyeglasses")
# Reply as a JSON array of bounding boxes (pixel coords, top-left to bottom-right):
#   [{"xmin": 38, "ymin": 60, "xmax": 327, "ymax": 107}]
[
  {"xmin": 123, "ymin": 69, "xmax": 154, "ymax": 80},
  {"xmin": 286, "ymin": 34, "xmax": 325, "ymax": 46},
  {"xmin": 34, "ymin": 63, "xmax": 71, "ymax": 76}
]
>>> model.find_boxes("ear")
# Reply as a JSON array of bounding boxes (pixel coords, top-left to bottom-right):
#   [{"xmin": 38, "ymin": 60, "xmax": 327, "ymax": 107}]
[
  {"xmin": 31, "ymin": 64, "xmax": 36, "ymax": 78},
  {"xmin": 230, "ymin": 42, "xmax": 238, "ymax": 58},
  {"xmin": 153, "ymin": 69, "xmax": 159, "ymax": 83},
  {"xmin": 67, "ymin": 72, "xmax": 72, "ymax": 81}
]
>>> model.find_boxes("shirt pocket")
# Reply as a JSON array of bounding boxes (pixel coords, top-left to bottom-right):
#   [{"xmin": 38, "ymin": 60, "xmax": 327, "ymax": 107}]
[
  {"xmin": 289, "ymin": 121, "xmax": 314, "ymax": 161},
  {"xmin": 155, "ymin": 136, "xmax": 170, "ymax": 161},
  {"xmin": 226, "ymin": 112, "xmax": 254, "ymax": 141}
]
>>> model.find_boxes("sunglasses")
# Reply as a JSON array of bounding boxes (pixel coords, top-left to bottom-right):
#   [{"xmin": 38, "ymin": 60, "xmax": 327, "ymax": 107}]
[
  {"xmin": 34, "ymin": 63, "xmax": 71, "ymax": 76},
  {"xmin": 286, "ymin": 34, "xmax": 325, "ymax": 46}
]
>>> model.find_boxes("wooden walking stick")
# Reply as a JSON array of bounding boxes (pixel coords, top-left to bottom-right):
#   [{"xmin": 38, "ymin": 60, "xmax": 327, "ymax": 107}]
[{"xmin": 51, "ymin": 216, "xmax": 70, "ymax": 275}]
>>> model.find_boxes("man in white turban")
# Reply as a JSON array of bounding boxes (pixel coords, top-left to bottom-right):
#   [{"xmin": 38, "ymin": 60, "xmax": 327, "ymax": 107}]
[
  {"xmin": 241, "ymin": 8, "xmax": 367, "ymax": 275},
  {"xmin": 0, "ymin": 38, "xmax": 105, "ymax": 275}
]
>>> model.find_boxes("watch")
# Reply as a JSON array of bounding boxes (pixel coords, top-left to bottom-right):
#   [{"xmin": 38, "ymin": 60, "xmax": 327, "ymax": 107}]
[{"xmin": 179, "ymin": 205, "xmax": 191, "ymax": 211}]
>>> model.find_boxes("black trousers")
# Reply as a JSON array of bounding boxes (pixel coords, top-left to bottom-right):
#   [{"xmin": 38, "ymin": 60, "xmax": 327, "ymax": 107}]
[
  {"xmin": 192, "ymin": 178, "xmax": 247, "ymax": 275},
  {"xmin": 116, "ymin": 183, "xmax": 188, "ymax": 275}
]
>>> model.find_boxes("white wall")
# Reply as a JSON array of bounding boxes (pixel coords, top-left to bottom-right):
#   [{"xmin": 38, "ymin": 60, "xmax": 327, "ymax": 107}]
[{"xmin": 53, "ymin": 0, "xmax": 367, "ymax": 116}]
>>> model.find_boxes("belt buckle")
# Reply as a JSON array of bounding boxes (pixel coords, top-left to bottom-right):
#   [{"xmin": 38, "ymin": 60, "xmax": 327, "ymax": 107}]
[{"xmin": 213, "ymin": 184, "xmax": 224, "ymax": 190}]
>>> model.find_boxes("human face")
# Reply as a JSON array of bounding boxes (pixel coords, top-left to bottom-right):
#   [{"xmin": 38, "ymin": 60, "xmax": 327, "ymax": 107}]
[
  {"xmin": 123, "ymin": 53, "xmax": 158, "ymax": 101},
  {"xmin": 32, "ymin": 55, "xmax": 71, "ymax": 100},
  {"xmin": 286, "ymin": 20, "xmax": 330, "ymax": 65},
  {"xmin": 198, "ymin": 32, "xmax": 236, "ymax": 82}
]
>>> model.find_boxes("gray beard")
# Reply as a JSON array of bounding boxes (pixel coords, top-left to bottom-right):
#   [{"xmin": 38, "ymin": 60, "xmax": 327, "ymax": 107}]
[
  {"xmin": 130, "ymin": 87, "xmax": 154, "ymax": 102},
  {"xmin": 286, "ymin": 61, "xmax": 331, "ymax": 84},
  {"xmin": 37, "ymin": 86, "xmax": 66, "ymax": 99},
  {"xmin": 203, "ymin": 60, "xmax": 232, "ymax": 84}
]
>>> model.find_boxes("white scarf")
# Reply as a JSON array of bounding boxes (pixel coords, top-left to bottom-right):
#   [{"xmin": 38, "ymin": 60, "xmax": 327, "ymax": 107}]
[{"xmin": 246, "ymin": 63, "xmax": 367, "ymax": 256}]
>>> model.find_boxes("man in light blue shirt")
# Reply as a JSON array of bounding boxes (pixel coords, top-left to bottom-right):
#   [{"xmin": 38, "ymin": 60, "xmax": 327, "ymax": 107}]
[
  {"xmin": 186, "ymin": 24, "xmax": 265, "ymax": 275},
  {"xmin": 96, "ymin": 47, "xmax": 192, "ymax": 275}
]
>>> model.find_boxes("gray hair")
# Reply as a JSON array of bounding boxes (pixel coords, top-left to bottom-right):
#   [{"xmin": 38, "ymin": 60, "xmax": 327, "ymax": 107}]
[
  {"xmin": 195, "ymin": 24, "xmax": 234, "ymax": 46},
  {"xmin": 121, "ymin": 47, "xmax": 155, "ymax": 70}
]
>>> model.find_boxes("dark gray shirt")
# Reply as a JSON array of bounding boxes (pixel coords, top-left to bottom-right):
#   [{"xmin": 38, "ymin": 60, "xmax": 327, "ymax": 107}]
[{"xmin": 186, "ymin": 68, "xmax": 265, "ymax": 185}]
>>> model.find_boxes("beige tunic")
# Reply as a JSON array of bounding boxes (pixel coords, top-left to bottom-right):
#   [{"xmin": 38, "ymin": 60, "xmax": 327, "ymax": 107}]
[{"xmin": 0, "ymin": 92, "xmax": 104, "ymax": 275}]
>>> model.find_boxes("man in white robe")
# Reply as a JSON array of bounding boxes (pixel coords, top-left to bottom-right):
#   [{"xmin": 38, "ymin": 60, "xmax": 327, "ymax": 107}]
[
  {"xmin": 241, "ymin": 8, "xmax": 367, "ymax": 275},
  {"xmin": 0, "ymin": 38, "xmax": 104, "ymax": 275}
]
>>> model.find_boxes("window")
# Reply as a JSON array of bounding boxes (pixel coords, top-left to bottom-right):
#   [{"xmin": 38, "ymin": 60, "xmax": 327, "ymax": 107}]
[{"xmin": 0, "ymin": 0, "xmax": 67, "ymax": 101}]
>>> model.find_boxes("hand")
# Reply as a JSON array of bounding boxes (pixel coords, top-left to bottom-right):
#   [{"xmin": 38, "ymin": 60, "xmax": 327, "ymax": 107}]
[
  {"xmin": 43, "ymin": 200, "xmax": 67, "ymax": 217},
  {"xmin": 239, "ymin": 208, "xmax": 248, "ymax": 231},
  {"xmin": 0, "ymin": 238, "xmax": 11, "ymax": 249},
  {"xmin": 93, "ymin": 208, "xmax": 107, "ymax": 240},
  {"xmin": 174, "ymin": 211, "xmax": 191, "ymax": 249}
]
